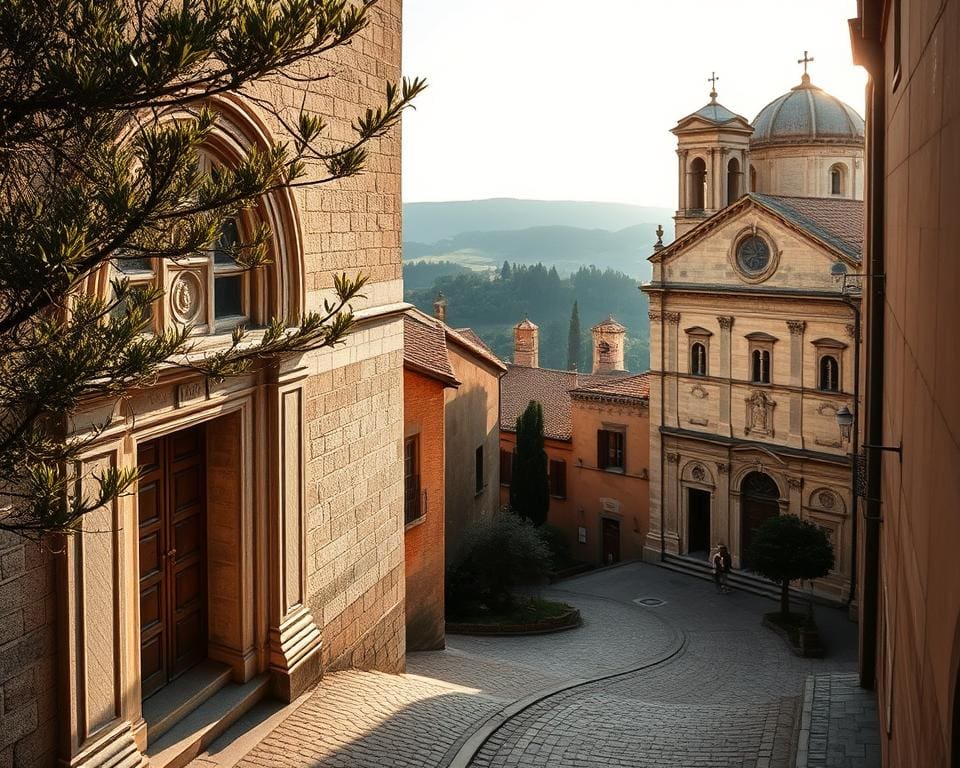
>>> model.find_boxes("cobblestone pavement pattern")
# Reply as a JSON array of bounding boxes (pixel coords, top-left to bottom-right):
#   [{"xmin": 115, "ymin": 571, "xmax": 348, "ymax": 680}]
[
  {"xmin": 194, "ymin": 563, "xmax": 876, "ymax": 768},
  {"xmin": 795, "ymin": 673, "xmax": 881, "ymax": 768}
]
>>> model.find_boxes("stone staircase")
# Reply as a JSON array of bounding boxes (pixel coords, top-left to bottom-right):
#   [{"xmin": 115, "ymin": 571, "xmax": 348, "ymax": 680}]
[{"xmin": 656, "ymin": 553, "xmax": 842, "ymax": 608}]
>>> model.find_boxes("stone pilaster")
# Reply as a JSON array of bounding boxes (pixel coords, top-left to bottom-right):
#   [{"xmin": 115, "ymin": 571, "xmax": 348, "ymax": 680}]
[
  {"xmin": 664, "ymin": 312, "xmax": 680, "ymax": 430},
  {"xmin": 717, "ymin": 316, "xmax": 734, "ymax": 436},
  {"xmin": 787, "ymin": 320, "xmax": 805, "ymax": 448},
  {"xmin": 663, "ymin": 451, "xmax": 682, "ymax": 554},
  {"xmin": 266, "ymin": 363, "xmax": 322, "ymax": 702},
  {"xmin": 714, "ymin": 461, "xmax": 731, "ymax": 548}
]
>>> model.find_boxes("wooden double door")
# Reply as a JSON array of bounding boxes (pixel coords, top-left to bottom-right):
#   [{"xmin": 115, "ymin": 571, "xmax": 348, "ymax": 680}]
[{"xmin": 138, "ymin": 427, "xmax": 208, "ymax": 700}]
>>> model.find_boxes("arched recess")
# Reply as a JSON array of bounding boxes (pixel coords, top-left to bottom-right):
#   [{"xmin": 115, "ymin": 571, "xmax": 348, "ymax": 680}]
[
  {"xmin": 689, "ymin": 157, "xmax": 707, "ymax": 210},
  {"xmin": 829, "ymin": 162, "xmax": 847, "ymax": 196},
  {"xmin": 90, "ymin": 93, "xmax": 306, "ymax": 329},
  {"xmin": 727, "ymin": 157, "xmax": 741, "ymax": 204},
  {"xmin": 749, "ymin": 164, "xmax": 758, "ymax": 193},
  {"xmin": 740, "ymin": 471, "xmax": 780, "ymax": 568}
]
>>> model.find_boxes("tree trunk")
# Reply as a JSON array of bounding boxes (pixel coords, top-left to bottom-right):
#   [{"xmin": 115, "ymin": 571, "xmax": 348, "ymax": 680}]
[{"xmin": 780, "ymin": 581, "xmax": 791, "ymax": 616}]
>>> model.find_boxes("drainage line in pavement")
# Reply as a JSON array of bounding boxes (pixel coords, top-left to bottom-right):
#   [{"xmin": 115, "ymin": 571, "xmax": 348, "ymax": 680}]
[{"xmin": 441, "ymin": 629, "xmax": 689, "ymax": 768}]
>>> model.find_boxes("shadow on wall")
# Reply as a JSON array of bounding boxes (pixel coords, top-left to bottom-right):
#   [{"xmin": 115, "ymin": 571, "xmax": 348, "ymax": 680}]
[{"xmin": 443, "ymin": 383, "xmax": 497, "ymax": 560}]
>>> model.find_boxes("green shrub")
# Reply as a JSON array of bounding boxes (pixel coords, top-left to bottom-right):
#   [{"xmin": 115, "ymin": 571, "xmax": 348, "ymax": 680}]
[
  {"xmin": 539, "ymin": 522, "xmax": 572, "ymax": 569},
  {"xmin": 446, "ymin": 511, "xmax": 551, "ymax": 616}
]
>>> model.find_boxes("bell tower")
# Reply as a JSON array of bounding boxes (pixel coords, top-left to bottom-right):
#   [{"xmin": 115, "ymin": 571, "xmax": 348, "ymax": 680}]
[
  {"xmin": 513, "ymin": 316, "xmax": 539, "ymax": 368},
  {"xmin": 672, "ymin": 74, "xmax": 754, "ymax": 238}
]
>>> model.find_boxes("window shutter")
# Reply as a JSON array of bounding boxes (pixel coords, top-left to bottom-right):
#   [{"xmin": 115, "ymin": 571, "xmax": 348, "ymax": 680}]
[
  {"xmin": 555, "ymin": 460, "xmax": 566, "ymax": 497},
  {"xmin": 597, "ymin": 430, "xmax": 608, "ymax": 469}
]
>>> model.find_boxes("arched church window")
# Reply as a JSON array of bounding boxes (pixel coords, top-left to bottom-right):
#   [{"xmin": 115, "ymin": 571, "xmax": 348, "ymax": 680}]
[
  {"xmin": 689, "ymin": 157, "xmax": 707, "ymax": 210},
  {"xmin": 727, "ymin": 158, "xmax": 741, "ymax": 205},
  {"xmin": 751, "ymin": 349, "xmax": 771, "ymax": 384},
  {"xmin": 749, "ymin": 165, "xmax": 757, "ymax": 193},
  {"xmin": 690, "ymin": 342, "xmax": 707, "ymax": 376},
  {"xmin": 819, "ymin": 355, "xmax": 840, "ymax": 391},
  {"xmin": 830, "ymin": 164, "xmax": 845, "ymax": 196}
]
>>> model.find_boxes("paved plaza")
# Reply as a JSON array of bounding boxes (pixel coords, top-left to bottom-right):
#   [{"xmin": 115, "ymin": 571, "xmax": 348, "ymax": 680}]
[{"xmin": 193, "ymin": 562, "xmax": 879, "ymax": 768}]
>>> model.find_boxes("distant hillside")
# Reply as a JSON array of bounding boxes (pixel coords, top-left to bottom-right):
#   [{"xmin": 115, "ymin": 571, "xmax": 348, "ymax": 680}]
[
  {"xmin": 405, "ymin": 223, "xmax": 662, "ymax": 280},
  {"xmin": 404, "ymin": 198, "xmax": 672, "ymax": 243}
]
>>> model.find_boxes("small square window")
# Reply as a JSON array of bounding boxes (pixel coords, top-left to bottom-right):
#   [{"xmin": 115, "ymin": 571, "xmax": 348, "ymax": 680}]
[{"xmin": 214, "ymin": 274, "xmax": 244, "ymax": 319}]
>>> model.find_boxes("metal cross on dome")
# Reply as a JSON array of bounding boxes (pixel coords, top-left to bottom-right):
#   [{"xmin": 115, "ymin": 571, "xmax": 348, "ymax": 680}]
[{"xmin": 798, "ymin": 50, "xmax": 815, "ymax": 75}]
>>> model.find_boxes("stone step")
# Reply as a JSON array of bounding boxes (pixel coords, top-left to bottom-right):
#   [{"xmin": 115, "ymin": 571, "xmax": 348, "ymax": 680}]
[
  {"xmin": 143, "ymin": 661, "xmax": 234, "ymax": 743},
  {"xmin": 657, "ymin": 554, "xmax": 840, "ymax": 607},
  {"xmin": 146, "ymin": 673, "xmax": 270, "ymax": 768}
]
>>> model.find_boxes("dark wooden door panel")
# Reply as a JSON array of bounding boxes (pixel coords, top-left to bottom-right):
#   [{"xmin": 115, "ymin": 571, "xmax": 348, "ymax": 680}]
[{"xmin": 138, "ymin": 427, "xmax": 207, "ymax": 699}]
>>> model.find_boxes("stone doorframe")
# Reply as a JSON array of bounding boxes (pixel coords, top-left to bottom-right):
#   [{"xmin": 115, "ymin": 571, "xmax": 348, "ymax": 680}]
[
  {"xmin": 56, "ymin": 363, "xmax": 320, "ymax": 767},
  {"xmin": 678, "ymin": 460, "xmax": 716, "ymax": 556}
]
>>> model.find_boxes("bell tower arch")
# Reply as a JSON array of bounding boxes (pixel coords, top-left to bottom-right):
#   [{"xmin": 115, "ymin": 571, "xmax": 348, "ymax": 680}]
[{"xmin": 672, "ymin": 75, "xmax": 754, "ymax": 238}]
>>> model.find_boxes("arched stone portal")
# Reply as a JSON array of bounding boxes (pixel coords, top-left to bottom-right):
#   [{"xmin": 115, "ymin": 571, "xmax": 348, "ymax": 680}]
[{"xmin": 740, "ymin": 471, "xmax": 780, "ymax": 569}]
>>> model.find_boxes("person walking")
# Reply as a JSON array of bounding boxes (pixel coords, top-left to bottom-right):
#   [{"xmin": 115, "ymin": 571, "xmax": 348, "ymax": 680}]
[{"xmin": 713, "ymin": 544, "xmax": 732, "ymax": 594}]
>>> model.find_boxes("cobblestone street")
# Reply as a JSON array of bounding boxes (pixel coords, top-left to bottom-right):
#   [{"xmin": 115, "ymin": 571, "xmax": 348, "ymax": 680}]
[{"xmin": 194, "ymin": 563, "xmax": 878, "ymax": 768}]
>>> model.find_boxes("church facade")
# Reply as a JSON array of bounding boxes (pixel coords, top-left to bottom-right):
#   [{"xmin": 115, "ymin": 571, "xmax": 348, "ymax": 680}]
[{"xmin": 643, "ymin": 72, "xmax": 864, "ymax": 600}]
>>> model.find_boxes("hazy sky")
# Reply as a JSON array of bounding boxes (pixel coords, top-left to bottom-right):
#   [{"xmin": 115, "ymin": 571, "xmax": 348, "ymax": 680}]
[{"xmin": 401, "ymin": 1, "xmax": 867, "ymax": 208}]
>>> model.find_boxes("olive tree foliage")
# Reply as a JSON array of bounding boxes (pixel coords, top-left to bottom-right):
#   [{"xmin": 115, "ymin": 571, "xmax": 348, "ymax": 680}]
[
  {"xmin": 745, "ymin": 514, "xmax": 835, "ymax": 616},
  {"xmin": 0, "ymin": 0, "xmax": 425, "ymax": 535}
]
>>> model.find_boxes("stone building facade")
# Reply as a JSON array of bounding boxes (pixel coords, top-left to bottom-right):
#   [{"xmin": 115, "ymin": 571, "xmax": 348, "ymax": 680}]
[
  {"xmin": 0, "ymin": 3, "xmax": 409, "ymax": 766},
  {"xmin": 644, "ymin": 75, "xmax": 865, "ymax": 600},
  {"xmin": 851, "ymin": 1, "xmax": 960, "ymax": 764},
  {"xmin": 500, "ymin": 319, "xmax": 650, "ymax": 566}
]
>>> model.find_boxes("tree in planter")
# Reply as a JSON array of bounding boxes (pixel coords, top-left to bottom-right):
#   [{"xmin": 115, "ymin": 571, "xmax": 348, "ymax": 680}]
[
  {"xmin": 745, "ymin": 514, "xmax": 835, "ymax": 616},
  {"xmin": 509, "ymin": 400, "xmax": 550, "ymax": 526},
  {"xmin": 0, "ymin": 0, "xmax": 424, "ymax": 536},
  {"xmin": 566, "ymin": 300, "xmax": 581, "ymax": 371}
]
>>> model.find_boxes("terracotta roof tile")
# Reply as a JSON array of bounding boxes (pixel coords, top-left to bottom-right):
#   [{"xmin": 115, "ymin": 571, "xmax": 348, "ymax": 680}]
[
  {"xmin": 445, "ymin": 326, "xmax": 507, "ymax": 372},
  {"xmin": 501, "ymin": 365, "xmax": 612, "ymax": 441},
  {"xmin": 403, "ymin": 313, "xmax": 460, "ymax": 387},
  {"xmin": 455, "ymin": 328, "xmax": 495, "ymax": 356},
  {"xmin": 570, "ymin": 373, "xmax": 651, "ymax": 402},
  {"xmin": 752, "ymin": 194, "xmax": 864, "ymax": 260}
]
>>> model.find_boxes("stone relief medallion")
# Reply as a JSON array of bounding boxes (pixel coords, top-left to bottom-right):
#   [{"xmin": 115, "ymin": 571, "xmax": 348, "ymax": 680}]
[
  {"xmin": 691, "ymin": 464, "xmax": 706, "ymax": 482},
  {"xmin": 817, "ymin": 402, "xmax": 839, "ymax": 417},
  {"xmin": 170, "ymin": 271, "xmax": 203, "ymax": 324},
  {"xmin": 690, "ymin": 384, "xmax": 709, "ymax": 399},
  {"xmin": 818, "ymin": 491, "xmax": 836, "ymax": 510}
]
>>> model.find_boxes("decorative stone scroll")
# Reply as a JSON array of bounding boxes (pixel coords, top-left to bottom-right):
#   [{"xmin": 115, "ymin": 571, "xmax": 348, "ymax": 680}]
[
  {"xmin": 715, "ymin": 462, "xmax": 730, "ymax": 475},
  {"xmin": 690, "ymin": 384, "xmax": 709, "ymax": 399},
  {"xmin": 787, "ymin": 476, "xmax": 803, "ymax": 490},
  {"xmin": 666, "ymin": 452, "xmax": 681, "ymax": 464}
]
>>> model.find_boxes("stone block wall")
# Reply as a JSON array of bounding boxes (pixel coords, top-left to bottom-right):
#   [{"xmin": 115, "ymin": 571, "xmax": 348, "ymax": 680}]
[{"xmin": 0, "ymin": 537, "xmax": 56, "ymax": 768}]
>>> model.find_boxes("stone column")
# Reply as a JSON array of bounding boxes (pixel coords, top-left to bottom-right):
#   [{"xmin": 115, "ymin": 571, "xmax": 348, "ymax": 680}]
[
  {"xmin": 787, "ymin": 476, "xmax": 803, "ymax": 517},
  {"xmin": 663, "ymin": 451, "xmax": 682, "ymax": 554},
  {"xmin": 664, "ymin": 313, "xmax": 680, "ymax": 429},
  {"xmin": 266, "ymin": 362, "xmax": 322, "ymax": 702},
  {"xmin": 717, "ymin": 316, "xmax": 734, "ymax": 436},
  {"xmin": 677, "ymin": 149, "xmax": 687, "ymax": 212},
  {"xmin": 787, "ymin": 320, "xmax": 805, "ymax": 448},
  {"xmin": 714, "ymin": 461, "xmax": 731, "ymax": 549}
]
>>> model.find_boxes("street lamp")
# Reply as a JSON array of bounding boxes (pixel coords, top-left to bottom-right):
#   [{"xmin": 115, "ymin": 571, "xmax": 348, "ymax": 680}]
[{"xmin": 835, "ymin": 405, "xmax": 854, "ymax": 443}]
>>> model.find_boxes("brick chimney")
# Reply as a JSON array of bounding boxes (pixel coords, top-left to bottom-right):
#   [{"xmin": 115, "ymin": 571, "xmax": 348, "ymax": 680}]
[
  {"xmin": 513, "ymin": 316, "xmax": 539, "ymax": 368},
  {"xmin": 432, "ymin": 292, "xmax": 447, "ymax": 324},
  {"xmin": 591, "ymin": 315, "xmax": 626, "ymax": 374}
]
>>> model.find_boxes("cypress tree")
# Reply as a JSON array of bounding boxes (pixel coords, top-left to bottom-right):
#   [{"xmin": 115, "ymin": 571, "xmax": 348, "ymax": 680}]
[
  {"xmin": 509, "ymin": 401, "xmax": 550, "ymax": 526},
  {"xmin": 567, "ymin": 301, "xmax": 582, "ymax": 371}
]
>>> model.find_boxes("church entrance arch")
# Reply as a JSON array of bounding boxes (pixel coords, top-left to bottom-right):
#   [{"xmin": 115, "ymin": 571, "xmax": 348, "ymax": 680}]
[{"xmin": 740, "ymin": 471, "xmax": 780, "ymax": 569}]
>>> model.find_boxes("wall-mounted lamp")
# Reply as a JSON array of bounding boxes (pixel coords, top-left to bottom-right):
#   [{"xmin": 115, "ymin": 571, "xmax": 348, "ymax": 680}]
[{"xmin": 835, "ymin": 405, "xmax": 854, "ymax": 442}]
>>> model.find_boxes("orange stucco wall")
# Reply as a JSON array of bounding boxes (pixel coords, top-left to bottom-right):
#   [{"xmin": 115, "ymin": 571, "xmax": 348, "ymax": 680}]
[
  {"xmin": 500, "ymin": 399, "xmax": 650, "ymax": 566},
  {"xmin": 402, "ymin": 369, "xmax": 446, "ymax": 651}
]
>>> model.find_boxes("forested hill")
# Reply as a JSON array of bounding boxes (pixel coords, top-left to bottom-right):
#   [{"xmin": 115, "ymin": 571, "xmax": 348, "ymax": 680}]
[
  {"xmin": 405, "ymin": 264, "xmax": 650, "ymax": 372},
  {"xmin": 404, "ymin": 198, "xmax": 671, "ymax": 243}
]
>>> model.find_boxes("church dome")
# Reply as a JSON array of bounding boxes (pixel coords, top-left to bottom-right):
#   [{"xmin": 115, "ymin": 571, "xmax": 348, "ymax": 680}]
[{"xmin": 751, "ymin": 74, "xmax": 864, "ymax": 147}]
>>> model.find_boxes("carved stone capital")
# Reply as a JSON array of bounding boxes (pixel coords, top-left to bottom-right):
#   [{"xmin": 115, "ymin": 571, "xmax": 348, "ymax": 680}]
[
  {"xmin": 717, "ymin": 315, "xmax": 734, "ymax": 331},
  {"xmin": 715, "ymin": 462, "xmax": 731, "ymax": 475},
  {"xmin": 845, "ymin": 323, "xmax": 858, "ymax": 339},
  {"xmin": 787, "ymin": 476, "xmax": 803, "ymax": 490},
  {"xmin": 787, "ymin": 320, "xmax": 806, "ymax": 336},
  {"xmin": 648, "ymin": 311, "xmax": 661, "ymax": 323},
  {"xmin": 666, "ymin": 452, "xmax": 681, "ymax": 464},
  {"xmin": 663, "ymin": 312, "xmax": 681, "ymax": 325}
]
